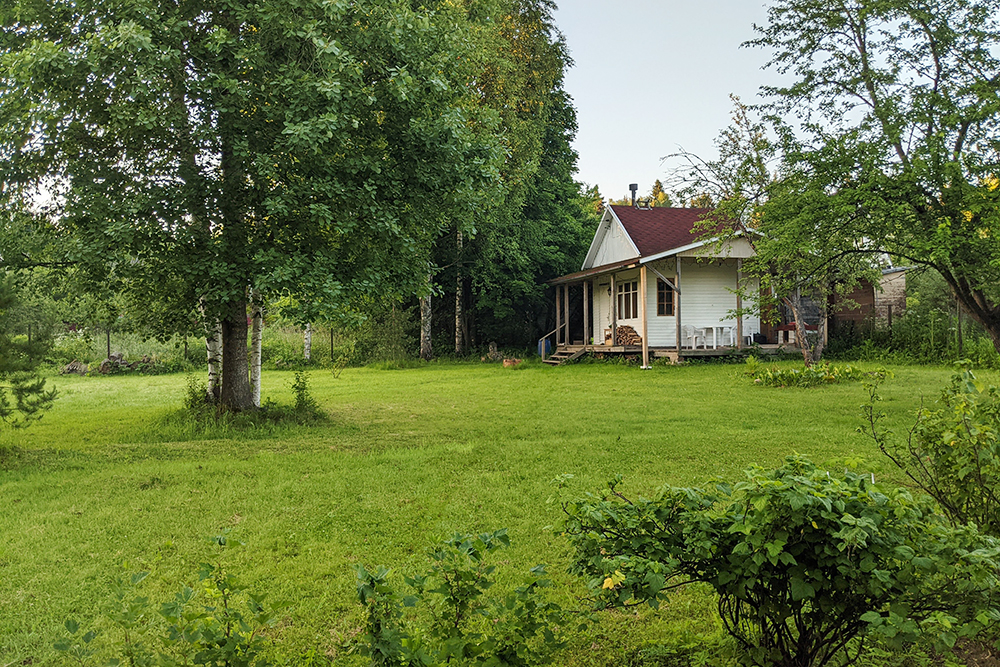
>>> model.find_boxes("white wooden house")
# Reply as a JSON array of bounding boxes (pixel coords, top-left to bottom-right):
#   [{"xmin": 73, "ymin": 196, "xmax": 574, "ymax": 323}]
[{"xmin": 544, "ymin": 205, "xmax": 761, "ymax": 366}]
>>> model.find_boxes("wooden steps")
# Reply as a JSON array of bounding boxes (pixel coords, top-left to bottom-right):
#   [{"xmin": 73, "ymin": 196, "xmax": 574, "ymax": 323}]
[{"xmin": 542, "ymin": 346, "xmax": 588, "ymax": 366}]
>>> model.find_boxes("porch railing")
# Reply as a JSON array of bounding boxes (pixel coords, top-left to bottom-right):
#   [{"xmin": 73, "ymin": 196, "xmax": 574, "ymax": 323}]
[{"xmin": 538, "ymin": 323, "xmax": 567, "ymax": 361}]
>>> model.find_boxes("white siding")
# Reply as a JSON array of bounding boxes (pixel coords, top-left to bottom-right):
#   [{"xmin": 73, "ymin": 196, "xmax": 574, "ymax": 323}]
[
  {"xmin": 680, "ymin": 236, "xmax": 756, "ymax": 259},
  {"xmin": 590, "ymin": 219, "xmax": 639, "ymax": 267},
  {"xmin": 588, "ymin": 258, "xmax": 760, "ymax": 347}
]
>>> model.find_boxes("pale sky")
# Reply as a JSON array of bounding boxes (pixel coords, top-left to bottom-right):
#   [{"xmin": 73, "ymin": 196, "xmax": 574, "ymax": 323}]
[{"xmin": 552, "ymin": 1, "xmax": 781, "ymax": 202}]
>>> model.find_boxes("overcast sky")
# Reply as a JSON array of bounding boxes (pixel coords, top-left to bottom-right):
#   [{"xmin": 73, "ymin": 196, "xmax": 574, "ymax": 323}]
[{"xmin": 551, "ymin": 1, "xmax": 781, "ymax": 202}]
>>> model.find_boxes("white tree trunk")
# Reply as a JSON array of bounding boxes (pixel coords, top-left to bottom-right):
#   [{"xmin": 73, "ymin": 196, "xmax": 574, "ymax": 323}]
[
  {"xmin": 206, "ymin": 320, "xmax": 223, "ymax": 402},
  {"xmin": 250, "ymin": 290, "xmax": 263, "ymax": 408},
  {"xmin": 420, "ymin": 291, "xmax": 433, "ymax": 360},
  {"xmin": 304, "ymin": 322, "xmax": 312, "ymax": 361}
]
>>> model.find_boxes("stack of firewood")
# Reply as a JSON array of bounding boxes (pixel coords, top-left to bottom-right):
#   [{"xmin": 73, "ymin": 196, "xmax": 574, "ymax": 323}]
[{"xmin": 615, "ymin": 325, "xmax": 642, "ymax": 345}]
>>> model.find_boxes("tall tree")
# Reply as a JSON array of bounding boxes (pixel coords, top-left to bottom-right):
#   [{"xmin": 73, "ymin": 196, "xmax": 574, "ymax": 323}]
[
  {"xmin": 747, "ymin": 0, "xmax": 1000, "ymax": 351},
  {"xmin": 441, "ymin": 0, "xmax": 593, "ymax": 348},
  {"xmin": 0, "ymin": 0, "xmax": 502, "ymax": 409}
]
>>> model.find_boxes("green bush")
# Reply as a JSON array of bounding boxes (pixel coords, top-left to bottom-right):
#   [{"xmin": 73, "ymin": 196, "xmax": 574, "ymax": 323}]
[
  {"xmin": 54, "ymin": 538, "xmax": 286, "ymax": 666},
  {"xmin": 561, "ymin": 456, "xmax": 1000, "ymax": 667},
  {"xmin": 352, "ymin": 530, "xmax": 569, "ymax": 667},
  {"xmin": 864, "ymin": 366, "xmax": 1000, "ymax": 536},
  {"xmin": 742, "ymin": 356, "xmax": 877, "ymax": 387}
]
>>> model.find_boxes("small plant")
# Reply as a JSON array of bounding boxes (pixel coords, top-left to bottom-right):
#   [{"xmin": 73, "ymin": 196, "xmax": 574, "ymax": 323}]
[
  {"xmin": 863, "ymin": 364, "xmax": 1000, "ymax": 536},
  {"xmin": 54, "ymin": 538, "xmax": 285, "ymax": 666},
  {"xmin": 182, "ymin": 373, "xmax": 216, "ymax": 421},
  {"xmin": 742, "ymin": 357, "xmax": 880, "ymax": 387},
  {"xmin": 352, "ymin": 530, "xmax": 570, "ymax": 666},
  {"xmin": 290, "ymin": 370, "xmax": 320, "ymax": 416},
  {"xmin": 561, "ymin": 456, "xmax": 1000, "ymax": 667}
]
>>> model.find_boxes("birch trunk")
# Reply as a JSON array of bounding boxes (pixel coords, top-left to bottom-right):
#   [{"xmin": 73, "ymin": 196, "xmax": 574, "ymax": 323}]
[
  {"xmin": 420, "ymin": 289, "xmax": 433, "ymax": 361},
  {"xmin": 455, "ymin": 230, "xmax": 463, "ymax": 356},
  {"xmin": 304, "ymin": 322, "xmax": 312, "ymax": 361},
  {"xmin": 250, "ymin": 290, "xmax": 263, "ymax": 408},
  {"xmin": 206, "ymin": 319, "xmax": 223, "ymax": 403}
]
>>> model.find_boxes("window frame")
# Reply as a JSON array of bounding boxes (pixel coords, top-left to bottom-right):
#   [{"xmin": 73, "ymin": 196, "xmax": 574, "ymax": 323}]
[
  {"xmin": 657, "ymin": 279, "xmax": 674, "ymax": 316},
  {"xmin": 616, "ymin": 280, "xmax": 639, "ymax": 320}
]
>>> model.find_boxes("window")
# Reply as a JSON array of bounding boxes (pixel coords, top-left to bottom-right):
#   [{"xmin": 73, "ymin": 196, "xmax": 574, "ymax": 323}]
[
  {"xmin": 657, "ymin": 279, "xmax": 674, "ymax": 316},
  {"xmin": 617, "ymin": 280, "xmax": 638, "ymax": 319}
]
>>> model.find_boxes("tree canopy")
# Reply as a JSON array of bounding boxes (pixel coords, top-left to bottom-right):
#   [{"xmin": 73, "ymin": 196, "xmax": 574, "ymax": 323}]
[
  {"xmin": 746, "ymin": 0, "xmax": 1000, "ymax": 350},
  {"xmin": 0, "ymin": 0, "xmax": 504, "ymax": 408}
]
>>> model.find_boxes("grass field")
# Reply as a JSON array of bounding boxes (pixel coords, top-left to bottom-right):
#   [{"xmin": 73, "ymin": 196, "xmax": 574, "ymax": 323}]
[{"xmin": 0, "ymin": 360, "xmax": 979, "ymax": 665}]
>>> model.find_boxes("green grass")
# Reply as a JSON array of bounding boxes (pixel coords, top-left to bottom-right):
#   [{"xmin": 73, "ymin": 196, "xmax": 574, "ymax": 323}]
[{"xmin": 0, "ymin": 361, "xmax": 980, "ymax": 665}]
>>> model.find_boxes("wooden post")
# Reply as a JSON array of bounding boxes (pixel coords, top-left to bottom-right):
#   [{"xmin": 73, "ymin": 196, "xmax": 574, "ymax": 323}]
[
  {"xmin": 736, "ymin": 259, "xmax": 743, "ymax": 349},
  {"xmin": 563, "ymin": 284, "xmax": 570, "ymax": 345},
  {"xmin": 555, "ymin": 286, "xmax": 562, "ymax": 346},
  {"xmin": 610, "ymin": 273, "xmax": 617, "ymax": 346},
  {"xmin": 583, "ymin": 281, "xmax": 590, "ymax": 348},
  {"xmin": 675, "ymin": 258, "xmax": 682, "ymax": 352},
  {"xmin": 640, "ymin": 265, "xmax": 650, "ymax": 368}
]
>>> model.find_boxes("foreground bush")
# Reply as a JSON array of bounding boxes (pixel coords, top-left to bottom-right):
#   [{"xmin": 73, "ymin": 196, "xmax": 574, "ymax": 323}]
[
  {"xmin": 561, "ymin": 456, "xmax": 1000, "ymax": 667},
  {"xmin": 864, "ymin": 366, "xmax": 1000, "ymax": 536},
  {"xmin": 352, "ymin": 530, "xmax": 569, "ymax": 667},
  {"xmin": 54, "ymin": 538, "xmax": 286, "ymax": 666}
]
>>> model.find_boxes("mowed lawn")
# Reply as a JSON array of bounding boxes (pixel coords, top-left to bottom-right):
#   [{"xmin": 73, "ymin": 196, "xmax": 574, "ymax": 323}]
[{"xmin": 0, "ymin": 361, "xmax": 977, "ymax": 665}]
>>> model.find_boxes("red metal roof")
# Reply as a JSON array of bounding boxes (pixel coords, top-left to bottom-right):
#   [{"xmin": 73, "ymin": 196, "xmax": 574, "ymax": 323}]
[{"xmin": 610, "ymin": 205, "xmax": 718, "ymax": 256}]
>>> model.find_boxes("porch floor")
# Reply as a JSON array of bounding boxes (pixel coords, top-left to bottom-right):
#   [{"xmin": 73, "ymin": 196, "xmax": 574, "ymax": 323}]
[{"xmin": 551, "ymin": 343, "xmax": 786, "ymax": 363}]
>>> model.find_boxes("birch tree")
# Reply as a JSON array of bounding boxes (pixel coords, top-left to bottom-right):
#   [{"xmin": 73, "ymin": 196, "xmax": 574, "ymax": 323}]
[{"xmin": 0, "ymin": 0, "xmax": 503, "ymax": 410}]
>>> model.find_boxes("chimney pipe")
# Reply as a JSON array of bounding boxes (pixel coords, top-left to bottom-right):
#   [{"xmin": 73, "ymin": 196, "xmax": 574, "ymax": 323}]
[{"xmin": 629, "ymin": 183, "xmax": 638, "ymax": 207}]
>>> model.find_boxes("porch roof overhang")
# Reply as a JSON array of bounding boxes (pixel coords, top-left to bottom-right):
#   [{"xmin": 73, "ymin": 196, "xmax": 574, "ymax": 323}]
[{"xmin": 547, "ymin": 257, "xmax": 640, "ymax": 286}]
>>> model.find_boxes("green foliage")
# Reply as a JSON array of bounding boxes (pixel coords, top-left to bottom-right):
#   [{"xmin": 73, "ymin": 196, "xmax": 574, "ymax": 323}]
[
  {"xmin": 0, "ymin": 275, "xmax": 56, "ymax": 426},
  {"xmin": 352, "ymin": 529, "xmax": 569, "ymax": 666},
  {"xmin": 1, "ymin": 0, "xmax": 505, "ymax": 409},
  {"xmin": 562, "ymin": 456, "xmax": 1000, "ymax": 667},
  {"xmin": 742, "ymin": 356, "xmax": 879, "ymax": 387},
  {"xmin": 863, "ymin": 366, "xmax": 1000, "ymax": 536},
  {"xmin": 745, "ymin": 0, "xmax": 1000, "ymax": 351},
  {"xmin": 54, "ymin": 550, "xmax": 284, "ymax": 666},
  {"xmin": 827, "ymin": 270, "xmax": 1000, "ymax": 369},
  {"xmin": 289, "ymin": 371, "xmax": 321, "ymax": 418}
]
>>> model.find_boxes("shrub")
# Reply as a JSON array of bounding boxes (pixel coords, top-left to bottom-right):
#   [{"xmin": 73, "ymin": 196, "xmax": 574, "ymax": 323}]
[
  {"xmin": 54, "ymin": 538, "xmax": 285, "ymax": 666},
  {"xmin": 561, "ymin": 456, "xmax": 1000, "ymax": 667},
  {"xmin": 863, "ymin": 365, "xmax": 1000, "ymax": 536},
  {"xmin": 352, "ymin": 530, "xmax": 569, "ymax": 667},
  {"xmin": 742, "ymin": 356, "xmax": 878, "ymax": 387}
]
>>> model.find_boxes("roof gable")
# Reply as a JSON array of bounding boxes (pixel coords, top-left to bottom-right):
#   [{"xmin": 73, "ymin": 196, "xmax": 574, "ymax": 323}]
[
  {"xmin": 581, "ymin": 208, "xmax": 640, "ymax": 269},
  {"xmin": 611, "ymin": 205, "xmax": 716, "ymax": 256}
]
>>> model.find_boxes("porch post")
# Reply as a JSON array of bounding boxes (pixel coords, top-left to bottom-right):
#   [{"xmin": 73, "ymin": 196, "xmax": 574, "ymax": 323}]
[
  {"xmin": 563, "ymin": 284, "xmax": 570, "ymax": 345},
  {"xmin": 555, "ymin": 285, "xmax": 562, "ymax": 346},
  {"xmin": 675, "ymin": 257, "xmax": 682, "ymax": 352},
  {"xmin": 640, "ymin": 265, "xmax": 650, "ymax": 368},
  {"xmin": 736, "ymin": 259, "xmax": 744, "ymax": 350},
  {"xmin": 610, "ymin": 273, "xmax": 617, "ymax": 346},
  {"xmin": 583, "ymin": 280, "xmax": 590, "ymax": 348}
]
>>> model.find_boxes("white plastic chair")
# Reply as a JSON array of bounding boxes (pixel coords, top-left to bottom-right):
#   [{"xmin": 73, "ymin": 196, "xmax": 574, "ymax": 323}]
[
  {"xmin": 720, "ymin": 325, "xmax": 737, "ymax": 347},
  {"xmin": 682, "ymin": 325, "xmax": 706, "ymax": 349}
]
